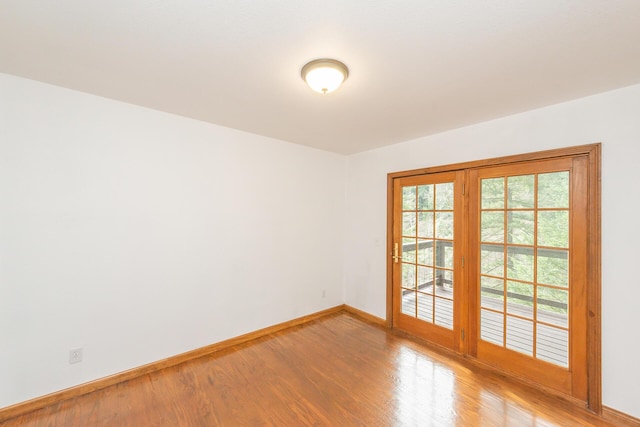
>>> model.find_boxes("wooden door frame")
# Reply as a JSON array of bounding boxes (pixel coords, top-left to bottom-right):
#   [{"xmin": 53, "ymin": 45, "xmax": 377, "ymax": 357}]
[{"xmin": 386, "ymin": 143, "xmax": 601, "ymax": 412}]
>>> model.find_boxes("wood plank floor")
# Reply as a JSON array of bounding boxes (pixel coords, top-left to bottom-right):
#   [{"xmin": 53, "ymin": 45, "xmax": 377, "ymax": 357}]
[{"xmin": 4, "ymin": 312, "xmax": 616, "ymax": 426}]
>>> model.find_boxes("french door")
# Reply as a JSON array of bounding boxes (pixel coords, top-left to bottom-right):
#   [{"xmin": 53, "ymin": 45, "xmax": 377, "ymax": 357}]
[
  {"xmin": 468, "ymin": 156, "xmax": 587, "ymax": 399},
  {"xmin": 391, "ymin": 171, "xmax": 464, "ymax": 351},
  {"xmin": 389, "ymin": 145, "xmax": 600, "ymax": 408}
]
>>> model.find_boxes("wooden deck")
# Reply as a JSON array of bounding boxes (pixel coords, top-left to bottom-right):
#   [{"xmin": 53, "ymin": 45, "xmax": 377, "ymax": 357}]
[{"xmin": 402, "ymin": 284, "xmax": 568, "ymax": 367}]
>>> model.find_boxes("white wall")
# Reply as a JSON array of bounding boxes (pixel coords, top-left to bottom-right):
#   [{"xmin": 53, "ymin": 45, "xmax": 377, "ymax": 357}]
[
  {"xmin": 344, "ymin": 83, "xmax": 640, "ymax": 417},
  {"xmin": 0, "ymin": 73, "xmax": 346, "ymax": 408}
]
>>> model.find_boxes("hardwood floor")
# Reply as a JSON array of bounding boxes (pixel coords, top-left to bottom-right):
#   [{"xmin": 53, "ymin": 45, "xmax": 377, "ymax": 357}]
[{"xmin": 4, "ymin": 312, "xmax": 620, "ymax": 426}]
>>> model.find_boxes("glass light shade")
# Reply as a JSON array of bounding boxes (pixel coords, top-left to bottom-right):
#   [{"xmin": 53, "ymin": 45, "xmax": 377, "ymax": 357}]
[{"xmin": 301, "ymin": 59, "xmax": 349, "ymax": 94}]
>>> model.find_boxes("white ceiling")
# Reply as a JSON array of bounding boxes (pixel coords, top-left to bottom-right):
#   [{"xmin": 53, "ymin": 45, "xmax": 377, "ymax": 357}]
[{"xmin": 2, "ymin": 1, "xmax": 640, "ymax": 154}]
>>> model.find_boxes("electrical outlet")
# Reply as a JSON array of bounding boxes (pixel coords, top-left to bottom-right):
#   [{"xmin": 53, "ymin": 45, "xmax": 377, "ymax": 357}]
[{"xmin": 69, "ymin": 348, "xmax": 83, "ymax": 364}]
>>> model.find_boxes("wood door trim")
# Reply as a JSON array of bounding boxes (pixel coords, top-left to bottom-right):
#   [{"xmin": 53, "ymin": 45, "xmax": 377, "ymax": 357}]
[
  {"xmin": 386, "ymin": 173, "xmax": 395, "ymax": 328},
  {"xmin": 386, "ymin": 144, "xmax": 600, "ymax": 179},
  {"xmin": 467, "ymin": 168, "xmax": 481, "ymax": 357},
  {"xmin": 386, "ymin": 143, "xmax": 601, "ymax": 411},
  {"xmin": 571, "ymin": 155, "xmax": 589, "ymax": 401},
  {"xmin": 587, "ymin": 143, "xmax": 602, "ymax": 413}
]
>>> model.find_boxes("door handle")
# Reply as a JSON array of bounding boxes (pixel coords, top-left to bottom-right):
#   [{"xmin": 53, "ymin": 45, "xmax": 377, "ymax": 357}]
[{"xmin": 393, "ymin": 242, "xmax": 402, "ymax": 263}]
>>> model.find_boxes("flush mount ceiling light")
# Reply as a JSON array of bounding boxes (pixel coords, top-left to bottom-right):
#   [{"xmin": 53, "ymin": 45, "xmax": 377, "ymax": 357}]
[{"xmin": 301, "ymin": 59, "xmax": 349, "ymax": 94}]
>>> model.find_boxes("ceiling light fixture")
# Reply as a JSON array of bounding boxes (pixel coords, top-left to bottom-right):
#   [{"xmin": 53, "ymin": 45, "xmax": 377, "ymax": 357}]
[{"xmin": 301, "ymin": 59, "xmax": 349, "ymax": 94}]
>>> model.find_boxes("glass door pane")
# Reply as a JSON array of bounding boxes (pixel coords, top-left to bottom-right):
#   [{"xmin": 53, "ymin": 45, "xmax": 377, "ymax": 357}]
[
  {"xmin": 400, "ymin": 182, "xmax": 455, "ymax": 330},
  {"xmin": 479, "ymin": 171, "xmax": 571, "ymax": 368}
]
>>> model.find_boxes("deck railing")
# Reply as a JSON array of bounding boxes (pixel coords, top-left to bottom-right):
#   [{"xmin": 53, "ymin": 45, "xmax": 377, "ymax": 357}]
[{"xmin": 400, "ymin": 240, "xmax": 567, "ymax": 310}]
